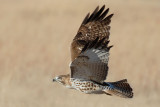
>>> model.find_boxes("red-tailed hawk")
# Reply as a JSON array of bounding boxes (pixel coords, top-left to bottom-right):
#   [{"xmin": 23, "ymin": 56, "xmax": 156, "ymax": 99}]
[{"xmin": 53, "ymin": 5, "xmax": 133, "ymax": 98}]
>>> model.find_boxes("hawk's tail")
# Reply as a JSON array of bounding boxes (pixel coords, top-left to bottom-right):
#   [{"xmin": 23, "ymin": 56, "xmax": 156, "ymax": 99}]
[{"xmin": 103, "ymin": 79, "xmax": 133, "ymax": 98}]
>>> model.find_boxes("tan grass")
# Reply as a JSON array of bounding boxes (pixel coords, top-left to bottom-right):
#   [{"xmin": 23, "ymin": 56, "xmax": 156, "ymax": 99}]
[{"xmin": 0, "ymin": 0, "xmax": 160, "ymax": 107}]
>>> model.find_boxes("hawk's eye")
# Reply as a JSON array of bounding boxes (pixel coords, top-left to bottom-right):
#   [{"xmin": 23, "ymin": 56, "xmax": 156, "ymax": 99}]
[{"xmin": 53, "ymin": 76, "xmax": 61, "ymax": 82}]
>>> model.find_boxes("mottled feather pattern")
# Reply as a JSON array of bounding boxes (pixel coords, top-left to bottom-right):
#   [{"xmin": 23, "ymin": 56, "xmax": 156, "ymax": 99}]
[
  {"xmin": 104, "ymin": 79, "xmax": 133, "ymax": 98},
  {"xmin": 71, "ymin": 78, "xmax": 105, "ymax": 94},
  {"xmin": 71, "ymin": 5, "xmax": 113, "ymax": 61},
  {"xmin": 81, "ymin": 37, "xmax": 111, "ymax": 64},
  {"xmin": 71, "ymin": 37, "xmax": 111, "ymax": 83}
]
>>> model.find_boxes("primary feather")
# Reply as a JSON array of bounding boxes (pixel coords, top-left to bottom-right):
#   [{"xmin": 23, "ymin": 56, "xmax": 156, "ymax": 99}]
[{"xmin": 71, "ymin": 5, "xmax": 113, "ymax": 61}]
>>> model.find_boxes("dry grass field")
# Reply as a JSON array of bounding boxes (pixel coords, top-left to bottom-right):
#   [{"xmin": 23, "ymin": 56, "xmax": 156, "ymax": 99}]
[{"xmin": 0, "ymin": 0, "xmax": 160, "ymax": 107}]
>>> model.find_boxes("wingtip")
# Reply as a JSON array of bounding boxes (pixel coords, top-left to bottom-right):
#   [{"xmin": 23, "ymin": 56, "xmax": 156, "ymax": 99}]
[
  {"xmin": 82, "ymin": 13, "xmax": 90, "ymax": 24},
  {"xmin": 102, "ymin": 5, "xmax": 105, "ymax": 8},
  {"xmin": 101, "ymin": 5, "xmax": 105, "ymax": 10},
  {"xmin": 109, "ymin": 14, "xmax": 114, "ymax": 18},
  {"xmin": 81, "ymin": 5, "xmax": 112, "ymax": 24},
  {"xmin": 108, "ymin": 45, "xmax": 113, "ymax": 50}
]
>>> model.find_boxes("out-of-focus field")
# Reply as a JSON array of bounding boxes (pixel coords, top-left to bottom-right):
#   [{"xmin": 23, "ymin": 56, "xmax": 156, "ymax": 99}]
[{"xmin": 0, "ymin": 0, "xmax": 160, "ymax": 107}]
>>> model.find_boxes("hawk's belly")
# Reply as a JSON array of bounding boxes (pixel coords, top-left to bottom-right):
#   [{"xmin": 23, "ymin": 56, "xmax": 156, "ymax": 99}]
[{"xmin": 70, "ymin": 78, "xmax": 105, "ymax": 94}]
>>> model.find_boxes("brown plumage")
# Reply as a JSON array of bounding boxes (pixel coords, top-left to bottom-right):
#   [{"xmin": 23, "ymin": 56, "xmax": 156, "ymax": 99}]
[
  {"xmin": 70, "ymin": 37, "xmax": 110, "ymax": 84},
  {"xmin": 71, "ymin": 5, "xmax": 113, "ymax": 61},
  {"xmin": 104, "ymin": 79, "xmax": 133, "ymax": 98}
]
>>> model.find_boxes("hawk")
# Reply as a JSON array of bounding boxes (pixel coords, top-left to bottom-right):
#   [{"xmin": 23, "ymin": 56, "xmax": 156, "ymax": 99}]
[{"xmin": 53, "ymin": 5, "xmax": 133, "ymax": 98}]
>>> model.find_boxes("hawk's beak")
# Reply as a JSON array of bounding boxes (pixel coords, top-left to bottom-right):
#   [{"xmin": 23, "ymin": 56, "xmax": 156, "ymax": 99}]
[
  {"xmin": 53, "ymin": 76, "xmax": 60, "ymax": 82},
  {"xmin": 53, "ymin": 78, "xmax": 56, "ymax": 82}
]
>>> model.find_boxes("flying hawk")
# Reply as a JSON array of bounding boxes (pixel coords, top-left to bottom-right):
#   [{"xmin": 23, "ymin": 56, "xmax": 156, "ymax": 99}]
[{"xmin": 53, "ymin": 5, "xmax": 133, "ymax": 98}]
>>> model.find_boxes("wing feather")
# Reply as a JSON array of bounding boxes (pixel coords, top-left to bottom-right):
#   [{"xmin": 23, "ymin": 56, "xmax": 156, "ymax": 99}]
[
  {"xmin": 70, "ymin": 38, "xmax": 112, "ymax": 83},
  {"xmin": 71, "ymin": 5, "xmax": 113, "ymax": 61}
]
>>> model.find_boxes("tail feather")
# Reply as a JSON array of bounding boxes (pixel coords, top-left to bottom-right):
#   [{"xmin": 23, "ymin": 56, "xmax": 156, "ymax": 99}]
[{"xmin": 104, "ymin": 79, "xmax": 133, "ymax": 98}]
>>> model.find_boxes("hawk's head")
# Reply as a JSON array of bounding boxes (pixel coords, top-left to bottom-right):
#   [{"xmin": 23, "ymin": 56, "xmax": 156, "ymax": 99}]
[
  {"xmin": 53, "ymin": 74, "xmax": 72, "ymax": 88},
  {"xmin": 53, "ymin": 76, "xmax": 64, "ymax": 84}
]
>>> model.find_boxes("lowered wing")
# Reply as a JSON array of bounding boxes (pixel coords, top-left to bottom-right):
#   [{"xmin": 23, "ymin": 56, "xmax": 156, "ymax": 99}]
[{"xmin": 70, "ymin": 37, "xmax": 112, "ymax": 84}]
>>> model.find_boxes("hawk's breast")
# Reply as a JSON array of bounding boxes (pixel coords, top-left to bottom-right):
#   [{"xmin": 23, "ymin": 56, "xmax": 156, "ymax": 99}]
[{"xmin": 70, "ymin": 78, "xmax": 104, "ymax": 94}]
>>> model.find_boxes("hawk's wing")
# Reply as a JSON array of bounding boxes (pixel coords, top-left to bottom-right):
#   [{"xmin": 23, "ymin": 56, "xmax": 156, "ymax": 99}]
[
  {"xmin": 70, "ymin": 38, "xmax": 112, "ymax": 83},
  {"xmin": 71, "ymin": 5, "xmax": 113, "ymax": 61}
]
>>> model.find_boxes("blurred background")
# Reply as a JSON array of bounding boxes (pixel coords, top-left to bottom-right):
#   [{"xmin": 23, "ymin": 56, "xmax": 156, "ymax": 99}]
[{"xmin": 0, "ymin": 0, "xmax": 160, "ymax": 107}]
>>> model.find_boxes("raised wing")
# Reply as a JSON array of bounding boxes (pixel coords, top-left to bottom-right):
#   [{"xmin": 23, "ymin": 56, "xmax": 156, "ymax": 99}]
[
  {"xmin": 70, "ymin": 38, "xmax": 112, "ymax": 84},
  {"xmin": 71, "ymin": 5, "xmax": 113, "ymax": 61}
]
